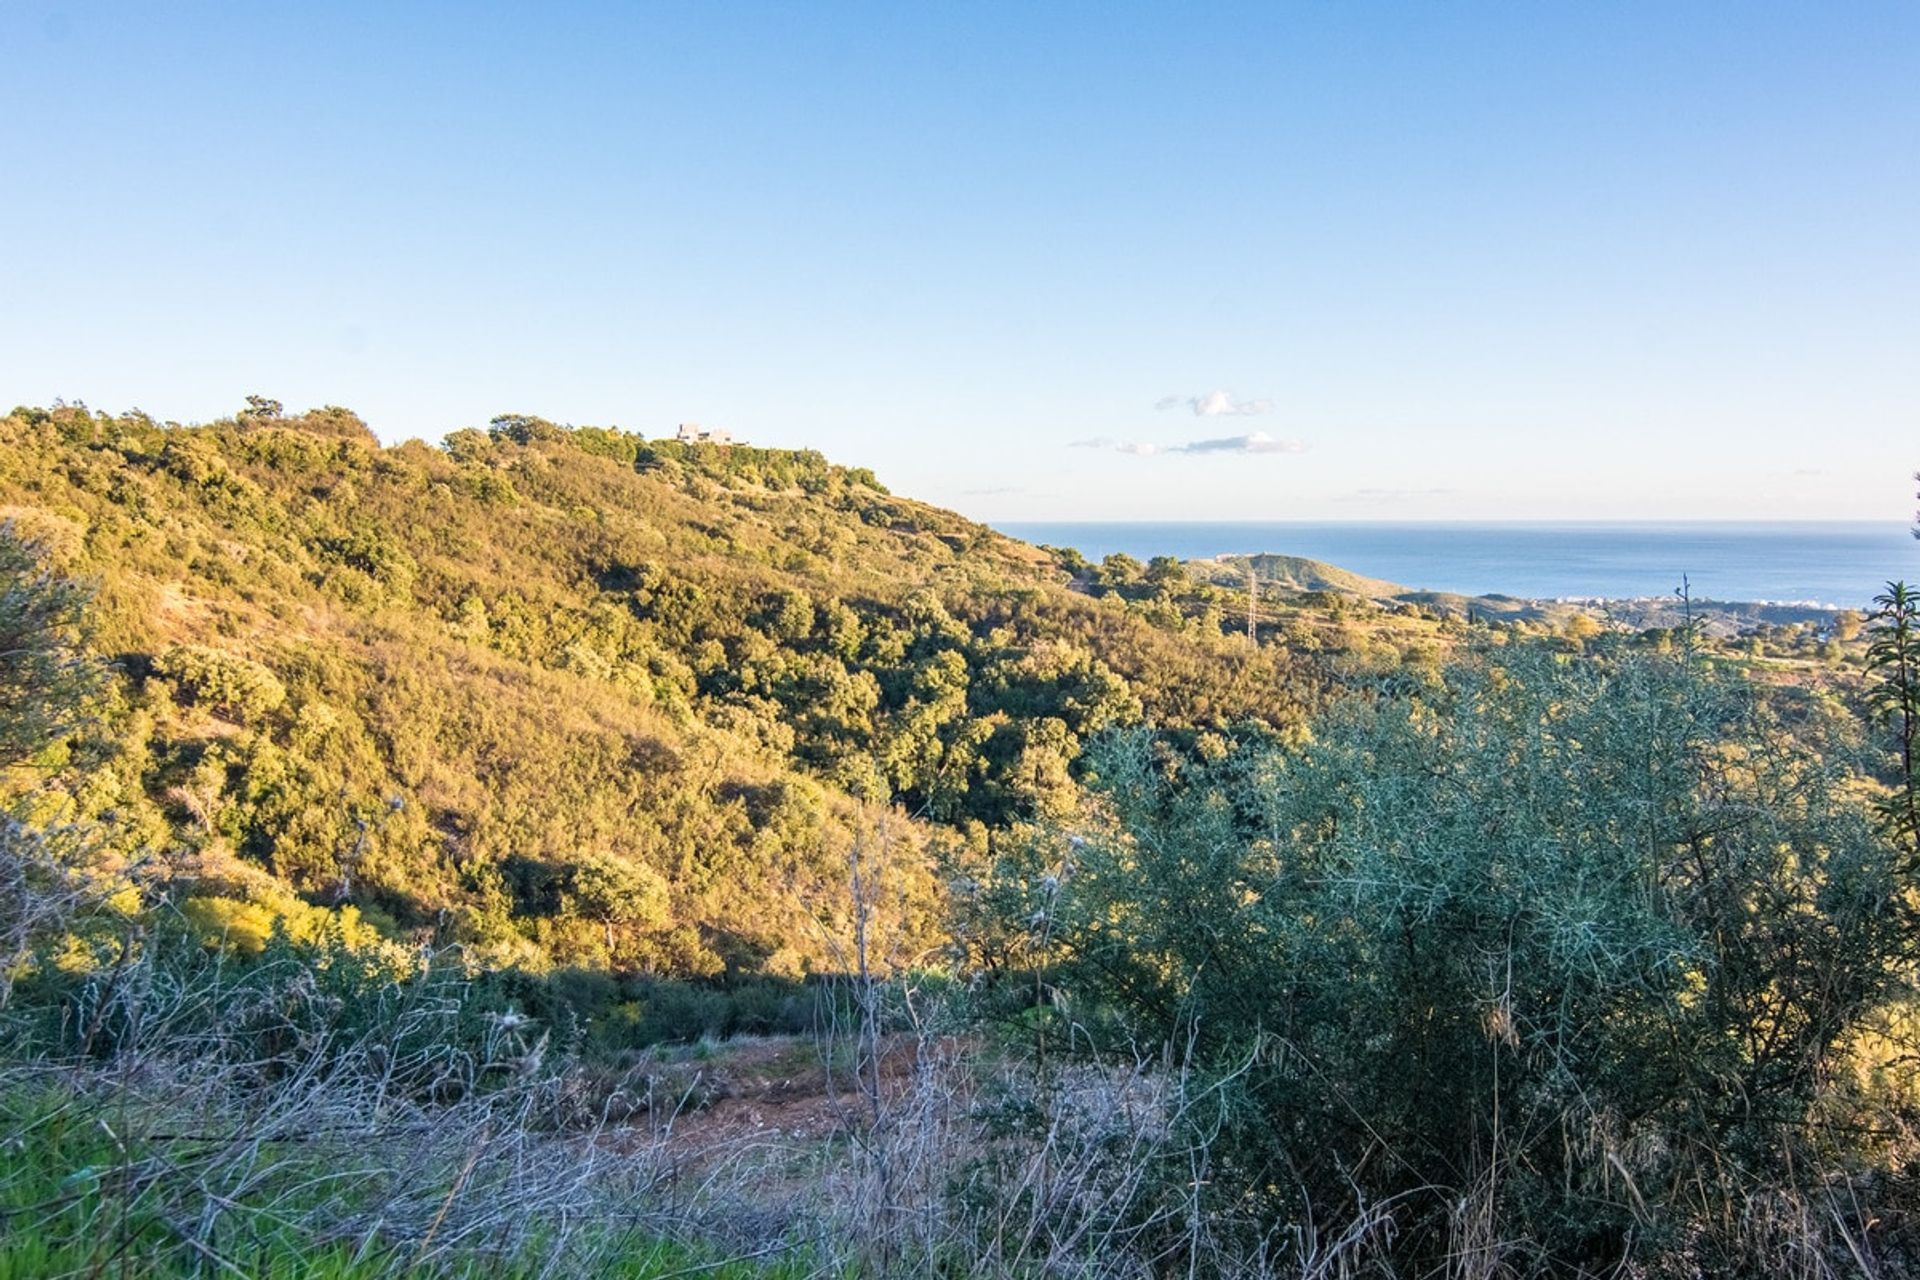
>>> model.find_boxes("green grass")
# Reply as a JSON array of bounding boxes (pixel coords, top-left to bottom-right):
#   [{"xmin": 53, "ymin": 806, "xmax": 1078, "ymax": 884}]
[
  {"xmin": 0, "ymin": 1086, "xmax": 813, "ymax": 1280},
  {"xmin": 0, "ymin": 1237, "xmax": 812, "ymax": 1280},
  {"xmin": 0, "ymin": 1236, "xmax": 812, "ymax": 1280}
]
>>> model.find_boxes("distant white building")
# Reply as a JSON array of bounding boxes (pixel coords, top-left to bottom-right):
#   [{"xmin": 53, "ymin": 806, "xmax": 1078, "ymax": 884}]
[{"xmin": 675, "ymin": 422, "xmax": 734, "ymax": 445}]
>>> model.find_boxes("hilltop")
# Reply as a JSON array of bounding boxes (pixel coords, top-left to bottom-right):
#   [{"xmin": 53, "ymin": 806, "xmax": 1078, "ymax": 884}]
[
  {"xmin": 1189, "ymin": 552, "xmax": 1409, "ymax": 598},
  {"xmin": 0, "ymin": 401, "xmax": 1314, "ymax": 979}
]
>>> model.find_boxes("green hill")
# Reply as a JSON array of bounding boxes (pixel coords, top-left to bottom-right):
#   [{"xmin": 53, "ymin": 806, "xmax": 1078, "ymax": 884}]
[
  {"xmin": 1192, "ymin": 552, "xmax": 1410, "ymax": 598},
  {"xmin": 0, "ymin": 401, "xmax": 1313, "ymax": 978}
]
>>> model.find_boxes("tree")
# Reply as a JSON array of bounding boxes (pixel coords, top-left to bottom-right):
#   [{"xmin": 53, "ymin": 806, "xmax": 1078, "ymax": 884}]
[
  {"xmin": 0, "ymin": 522, "xmax": 98, "ymax": 770},
  {"xmin": 566, "ymin": 851, "xmax": 670, "ymax": 958},
  {"xmin": 760, "ymin": 589, "xmax": 816, "ymax": 643},
  {"xmin": 488, "ymin": 413, "xmax": 566, "ymax": 444},
  {"xmin": 1143, "ymin": 554, "xmax": 1186, "ymax": 591},
  {"xmin": 155, "ymin": 644, "xmax": 287, "ymax": 724},
  {"xmin": 1868, "ymin": 582, "xmax": 1920, "ymax": 859},
  {"xmin": 989, "ymin": 642, "xmax": 1909, "ymax": 1273},
  {"xmin": 1042, "ymin": 544, "xmax": 1088, "ymax": 576},
  {"xmin": 239, "ymin": 394, "xmax": 283, "ymax": 422},
  {"xmin": 1093, "ymin": 552, "xmax": 1142, "ymax": 590}
]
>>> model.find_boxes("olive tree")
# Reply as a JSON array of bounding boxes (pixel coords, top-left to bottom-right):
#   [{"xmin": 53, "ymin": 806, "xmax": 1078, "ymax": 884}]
[{"xmin": 989, "ymin": 640, "xmax": 1910, "ymax": 1274}]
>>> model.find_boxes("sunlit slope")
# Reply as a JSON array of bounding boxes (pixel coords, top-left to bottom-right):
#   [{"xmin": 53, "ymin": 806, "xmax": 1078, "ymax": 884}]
[{"xmin": 0, "ymin": 402, "xmax": 1311, "ymax": 976}]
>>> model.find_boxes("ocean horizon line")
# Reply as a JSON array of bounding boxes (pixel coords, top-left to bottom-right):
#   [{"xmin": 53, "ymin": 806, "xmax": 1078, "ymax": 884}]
[
  {"xmin": 995, "ymin": 517, "xmax": 1903, "ymax": 528},
  {"xmin": 991, "ymin": 519, "xmax": 1916, "ymax": 607}
]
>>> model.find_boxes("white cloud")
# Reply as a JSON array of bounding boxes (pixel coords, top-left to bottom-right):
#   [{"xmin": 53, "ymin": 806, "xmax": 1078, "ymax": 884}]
[
  {"xmin": 1158, "ymin": 390, "xmax": 1274, "ymax": 417},
  {"xmin": 1174, "ymin": 430, "xmax": 1303, "ymax": 455},
  {"xmin": 1070, "ymin": 431, "xmax": 1304, "ymax": 457}
]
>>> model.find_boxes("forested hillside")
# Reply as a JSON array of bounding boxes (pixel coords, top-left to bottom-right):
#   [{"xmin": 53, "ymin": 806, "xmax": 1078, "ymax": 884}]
[
  {"xmin": 5, "ymin": 399, "xmax": 1918, "ymax": 1278},
  {"xmin": 0, "ymin": 399, "xmax": 1314, "ymax": 977}
]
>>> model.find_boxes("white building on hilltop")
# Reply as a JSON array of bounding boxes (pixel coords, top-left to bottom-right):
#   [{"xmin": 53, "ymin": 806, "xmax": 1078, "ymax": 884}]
[{"xmin": 675, "ymin": 422, "xmax": 734, "ymax": 445}]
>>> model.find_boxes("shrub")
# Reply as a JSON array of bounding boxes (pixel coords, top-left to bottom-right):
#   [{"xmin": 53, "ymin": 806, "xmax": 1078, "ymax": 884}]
[
  {"xmin": 991, "ymin": 641, "xmax": 1911, "ymax": 1273},
  {"xmin": 154, "ymin": 643, "xmax": 287, "ymax": 723},
  {"xmin": 0, "ymin": 521, "xmax": 99, "ymax": 769}
]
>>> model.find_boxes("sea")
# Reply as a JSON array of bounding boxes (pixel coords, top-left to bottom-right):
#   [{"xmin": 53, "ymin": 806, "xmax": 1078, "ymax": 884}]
[{"xmin": 993, "ymin": 522, "xmax": 1916, "ymax": 610}]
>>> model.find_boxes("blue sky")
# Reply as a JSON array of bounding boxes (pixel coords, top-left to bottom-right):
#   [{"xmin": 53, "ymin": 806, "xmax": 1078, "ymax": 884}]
[{"xmin": 2, "ymin": 2, "xmax": 1914, "ymax": 521}]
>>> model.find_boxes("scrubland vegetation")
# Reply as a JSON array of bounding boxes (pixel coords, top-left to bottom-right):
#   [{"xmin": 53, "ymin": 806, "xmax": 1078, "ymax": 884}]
[{"xmin": 2, "ymin": 399, "xmax": 1916, "ymax": 1276}]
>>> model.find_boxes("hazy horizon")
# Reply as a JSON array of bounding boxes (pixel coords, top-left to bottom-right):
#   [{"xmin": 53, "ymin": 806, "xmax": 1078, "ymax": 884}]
[
  {"xmin": 999, "ymin": 517, "xmax": 1905, "ymax": 527},
  {"xmin": 996, "ymin": 518, "xmax": 1914, "ymax": 605}
]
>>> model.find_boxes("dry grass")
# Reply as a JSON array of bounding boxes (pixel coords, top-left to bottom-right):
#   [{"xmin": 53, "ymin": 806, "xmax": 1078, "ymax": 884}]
[{"xmin": 8, "ymin": 959, "xmax": 1916, "ymax": 1279}]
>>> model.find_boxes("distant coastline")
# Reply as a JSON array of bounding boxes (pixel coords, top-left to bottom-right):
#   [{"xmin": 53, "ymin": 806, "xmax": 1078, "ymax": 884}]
[{"xmin": 995, "ymin": 520, "xmax": 1912, "ymax": 609}]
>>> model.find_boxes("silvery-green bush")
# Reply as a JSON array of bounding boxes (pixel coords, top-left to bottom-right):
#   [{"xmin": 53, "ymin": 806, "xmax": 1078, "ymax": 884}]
[{"xmin": 1004, "ymin": 640, "xmax": 1909, "ymax": 1274}]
